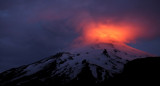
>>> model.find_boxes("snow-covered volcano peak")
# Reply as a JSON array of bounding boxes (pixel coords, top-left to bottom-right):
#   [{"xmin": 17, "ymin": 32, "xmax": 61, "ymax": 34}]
[
  {"xmin": 0, "ymin": 43, "xmax": 153, "ymax": 86},
  {"xmin": 68, "ymin": 42, "xmax": 152, "ymax": 60}
]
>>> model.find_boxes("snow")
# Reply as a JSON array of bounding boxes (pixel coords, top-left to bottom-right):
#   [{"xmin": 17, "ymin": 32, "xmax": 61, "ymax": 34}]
[
  {"xmin": 57, "ymin": 43, "xmax": 153, "ymax": 79},
  {"xmin": 10, "ymin": 42, "xmax": 154, "ymax": 82},
  {"xmin": 89, "ymin": 65, "xmax": 97, "ymax": 78},
  {"xmin": 24, "ymin": 59, "xmax": 54, "ymax": 75},
  {"xmin": 52, "ymin": 53, "xmax": 82, "ymax": 78},
  {"xmin": 51, "ymin": 43, "xmax": 153, "ymax": 80},
  {"xmin": 101, "ymin": 70, "xmax": 106, "ymax": 81}
]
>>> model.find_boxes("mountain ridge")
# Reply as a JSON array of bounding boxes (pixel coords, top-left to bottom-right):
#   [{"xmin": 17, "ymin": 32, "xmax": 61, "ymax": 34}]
[{"xmin": 0, "ymin": 43, "xmax": 153, "ymax": 86}]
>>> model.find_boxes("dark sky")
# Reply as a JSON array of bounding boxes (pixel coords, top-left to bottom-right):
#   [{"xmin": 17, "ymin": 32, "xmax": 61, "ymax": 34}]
[{"xmin": 0, "ymin": 0, "xmax": 160, "ymax": 72}]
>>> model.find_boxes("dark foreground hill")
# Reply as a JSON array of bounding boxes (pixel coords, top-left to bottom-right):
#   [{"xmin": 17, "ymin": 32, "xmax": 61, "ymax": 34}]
[{"xmin": 108, "ymin": 57, "xmax": 160, "ymax": 85}]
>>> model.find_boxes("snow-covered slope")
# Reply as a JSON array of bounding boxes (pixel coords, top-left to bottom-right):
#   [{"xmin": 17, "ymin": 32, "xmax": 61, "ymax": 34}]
[{"xmin": 0, "ymin": 43, "xmax": 153, "ymax": 86}]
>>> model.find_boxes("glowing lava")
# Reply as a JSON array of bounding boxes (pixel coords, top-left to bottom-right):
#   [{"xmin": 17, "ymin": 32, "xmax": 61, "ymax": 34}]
[{"xmin": 77, "ymin": 22, "xmax": 138, "ymax": 45}]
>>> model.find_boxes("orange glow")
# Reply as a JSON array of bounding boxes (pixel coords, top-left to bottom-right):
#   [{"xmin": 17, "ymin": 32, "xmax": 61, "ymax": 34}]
[{"xmin": 78, "ymin": 22, "xmax": 138, "ymax": 44}]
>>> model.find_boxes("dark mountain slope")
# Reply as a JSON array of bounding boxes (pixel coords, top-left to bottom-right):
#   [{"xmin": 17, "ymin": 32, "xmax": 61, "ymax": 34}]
[{"xmin": 109, "ymin": 57, "xmax": 160, "ymax": 85}]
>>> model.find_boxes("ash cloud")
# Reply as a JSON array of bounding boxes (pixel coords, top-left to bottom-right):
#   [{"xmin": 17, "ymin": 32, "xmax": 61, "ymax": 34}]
[{"xmin": 0, "ymin": 0, "xmax": 160, "ymax": 72}]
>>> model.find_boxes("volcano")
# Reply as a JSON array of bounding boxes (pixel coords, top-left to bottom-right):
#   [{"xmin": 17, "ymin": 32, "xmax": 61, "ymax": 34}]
[{"xmin": 0, "ymin": 43, "xmax": 153, "ymax": 86}]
